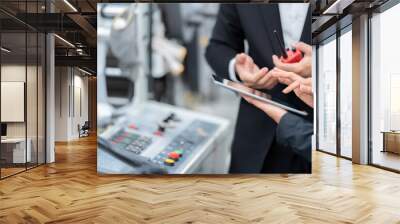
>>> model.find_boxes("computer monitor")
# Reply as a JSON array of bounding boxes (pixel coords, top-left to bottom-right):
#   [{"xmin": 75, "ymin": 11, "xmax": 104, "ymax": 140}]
[{"xmin": 1, "ymin": 123, "xmax": 7, "ymax": 137}]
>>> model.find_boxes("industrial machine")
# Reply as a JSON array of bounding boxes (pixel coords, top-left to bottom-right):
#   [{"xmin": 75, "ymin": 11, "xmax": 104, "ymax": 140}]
[
  {"xmin": 97, "ymin": 3, "xmax": 231, "ymax": 174},
  {"xmin": 98, "ymin": 102, "xmax": 230, "ymax": 174}
]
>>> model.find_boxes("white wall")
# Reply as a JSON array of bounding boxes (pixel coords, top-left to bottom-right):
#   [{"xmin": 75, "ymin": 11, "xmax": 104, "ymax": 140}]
[
  {"xmin": 1, "ymin": 63, "xmax": 47, "ymax": 164},
  {"xmin": 54, "ymin": 67, "xmax": 89, "ymax": 141},
  {"xmin": 1, "ymin": 66, "xmax": 26, "ymax": 131},
  {"xmin": 1, "ymin": 65, "xmax": 32, "ymax": 138},
  {"xmin": 72, "ymin": 73, "xmax": 89, "ymax": 138},
  {"xmin": 54, "ymin": 67, "xmax": 69, "ymax": 141}
]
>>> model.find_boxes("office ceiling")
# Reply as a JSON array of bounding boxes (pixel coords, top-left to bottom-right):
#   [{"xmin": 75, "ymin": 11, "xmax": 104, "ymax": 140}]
[
  {"xmin": 0, "ymin": 0, "xmax": 98, "ymax": 74},
  {"xmin": 1, "ymin": 0, "xmax": 394, "ymax": 73},
  {"xmin": 1, "ymin": 32, "xmax": 45, "ymax": 64},
  {"xmin": 311, "ymin": 0, "xmax": 390, "ymax": 42}
]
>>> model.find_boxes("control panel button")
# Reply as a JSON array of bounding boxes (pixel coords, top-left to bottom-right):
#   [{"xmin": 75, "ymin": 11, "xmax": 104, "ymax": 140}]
[
  {"xmin": 164, "ymin": 158, "xmax": 175, "ymax": 166},
  {"xmin": 115, "ymin": 136, "xmax": 124, "ymax": 142},
  {"xmin": 110, "ymin": 132, "xmax": 153, "ymax": 155},
  {"xmin": 168, "ymin": 152, "xmax": 180, "ymax": 160},
  {"xmin": 174, "ymin": 149, "xmax": 183, "ymax": 157},
  {"xmin": 154, "ymin": 130, "xmax": 163, "ymax": 136},
  {"xmin": 128, "ymin": 124, "xmax": 137, "ymax": 129},
  {"xmin": 158, "ymin": 125, "xmax": 166, "ymax": 132}
]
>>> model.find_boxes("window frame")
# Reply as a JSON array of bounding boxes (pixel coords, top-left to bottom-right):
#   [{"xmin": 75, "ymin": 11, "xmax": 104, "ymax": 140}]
[
  {"xmin": 367, "ymin": 0, "xmax": 400, "ymax": 173},
  {"xmin": 315, "ymin": 21, "xmax": 353, "ymax": 160}
]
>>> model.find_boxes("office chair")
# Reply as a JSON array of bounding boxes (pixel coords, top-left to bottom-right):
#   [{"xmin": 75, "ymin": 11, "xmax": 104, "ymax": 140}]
[{"xmin": 79, "ymin": 121, "xmax": 90, "ymax": 138}]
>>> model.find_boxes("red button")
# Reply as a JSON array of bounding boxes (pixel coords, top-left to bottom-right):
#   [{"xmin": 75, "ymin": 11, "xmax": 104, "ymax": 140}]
[
  {"xmin": 154, "ymin": 131, "xmax": 163, "ymax": 136},
  {"xmin": 174, "ymin": 150, "xmax": 183, "ymax": 157},
  {"xmin": 168, "ymin": 152, "xmax": 180, "ymax": 160},
  {"xmin": 128, "ymin": 124, "xmax": 137, "ymax": 129},
  {"xmin": 115, "ymin": 136, "xmax": 124, "ymax": 142}
]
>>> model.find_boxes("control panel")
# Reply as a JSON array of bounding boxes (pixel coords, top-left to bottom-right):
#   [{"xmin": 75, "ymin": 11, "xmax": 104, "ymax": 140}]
[
  {"xmin": 109, "ymin": 130, "xmax": 153, "ymax": 155},
  {"xmin": 98, "ymin": 102, "xmax": 230, "ymax": 174},
  {"xmin": 151, "ymin": 120, "xmax": 218, "ymax": 172}
]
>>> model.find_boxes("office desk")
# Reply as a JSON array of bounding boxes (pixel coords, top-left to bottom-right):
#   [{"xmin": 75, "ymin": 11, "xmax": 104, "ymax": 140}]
[
  {"xmin": 381, "ymin": 131, "xmax": 400, "ymax": 154},
  {"xmin": 1, "ymin": 138, "xmax": 31, "ymax": 164}
]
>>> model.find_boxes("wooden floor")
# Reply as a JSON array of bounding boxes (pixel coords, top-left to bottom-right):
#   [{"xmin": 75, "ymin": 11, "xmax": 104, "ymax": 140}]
[
  {"xmin": 1, "ymin": 167, "xmax": 26, "ymax": 178},
  {"xmin": 373, "ymin": 150, "xmax": 400, "ymax": 171},
  {"xmin": 1, "ymin": 135, "xmax": 400, "ymax": 224}
]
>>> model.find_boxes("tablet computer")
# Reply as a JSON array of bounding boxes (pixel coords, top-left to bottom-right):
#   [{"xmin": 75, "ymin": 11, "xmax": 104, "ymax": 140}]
[{"xmin": 211, "ymin": 74, "xmax": 308, "ymax": 116}]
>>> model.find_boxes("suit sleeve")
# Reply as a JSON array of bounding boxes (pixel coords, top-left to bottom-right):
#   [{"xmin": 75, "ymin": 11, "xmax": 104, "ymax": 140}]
[
  {"xmin": 276, "ymin": 113, "xmax": 313, "ymax": 162},
  {"xmin": 205, "ymin": 4, "xmax": 245, "ymax": 80}
]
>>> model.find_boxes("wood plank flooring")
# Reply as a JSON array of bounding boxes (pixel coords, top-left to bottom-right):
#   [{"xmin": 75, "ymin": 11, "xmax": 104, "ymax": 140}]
[
  {"xmin": 1, "ymin": 167, "xmax": 26, "ymax": 178},
  {"xmin": 0, "ymin": 135, "xmax": 400, "ymax": 223}
]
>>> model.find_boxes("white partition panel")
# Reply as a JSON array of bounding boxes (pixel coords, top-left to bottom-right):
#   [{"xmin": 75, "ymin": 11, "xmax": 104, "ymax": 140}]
[{"xmin": 1, "ymin": 82, "xmax": 25, "ymax": 122}]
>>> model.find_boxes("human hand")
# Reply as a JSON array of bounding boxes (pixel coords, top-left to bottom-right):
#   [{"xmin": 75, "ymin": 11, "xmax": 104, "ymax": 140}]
[
  {"xmin": 269, "ymin": 68, "xmax": 314, "ymax": 108},
  {"xmin": 272, "ymin": 42, "xmax": 312, "ymax": 78},
  {"xmin": 283, "ymin": 78, "xmax": 313, "ymax": 108},
  {"xmin": 235, "ymin": 53, "xmax": 277, "ymax": 89},
  {"xmin": 269, "ymin": 67, "xmax": 307, "ymax": 87},
  {"xmin": 241, "ymin": 94, "xmax": 287, "ymax": 124}
]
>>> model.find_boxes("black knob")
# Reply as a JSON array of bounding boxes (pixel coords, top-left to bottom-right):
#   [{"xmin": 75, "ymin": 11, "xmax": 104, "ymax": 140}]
[
  {"xmin": 169, "ymin": 113, "xmax": 176, "ymax": 120},
  {"xmin": 158, "ymin": 124, "xmax": 165, "ymax": 132},
  {"xmin": 164, "ymin": 113, "xmax": 179, "ymax": 123}
]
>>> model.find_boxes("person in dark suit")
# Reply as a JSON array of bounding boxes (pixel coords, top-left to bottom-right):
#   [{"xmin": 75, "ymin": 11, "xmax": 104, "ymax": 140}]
[
  {"xmin": 205, "ymin": 4, "xmax": 312, "ymax": 173},
  {"xmin": 233, "ymin": 64, "xmax": 314, "ymax": 164}
]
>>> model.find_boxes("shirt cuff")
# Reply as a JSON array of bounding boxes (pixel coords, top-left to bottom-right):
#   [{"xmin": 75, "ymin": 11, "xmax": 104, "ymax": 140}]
[{"xmin": 228, "ymin": 58, "xmax": 240, "ymax": 82}]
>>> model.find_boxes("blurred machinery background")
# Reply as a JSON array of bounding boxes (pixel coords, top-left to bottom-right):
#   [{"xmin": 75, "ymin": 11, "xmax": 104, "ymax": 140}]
[{"xmin": 97, "ymin": 3, "xmax": 236, "ymax": 174}]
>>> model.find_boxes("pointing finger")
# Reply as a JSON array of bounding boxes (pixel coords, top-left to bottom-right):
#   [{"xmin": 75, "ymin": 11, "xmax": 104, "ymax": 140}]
[{"xmin": 282, "ymin": 80, "xmax": 300, "ymax": 94}]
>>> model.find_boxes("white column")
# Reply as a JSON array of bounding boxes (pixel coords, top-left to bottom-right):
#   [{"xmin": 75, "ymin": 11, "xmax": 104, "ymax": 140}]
[
  {"xmin": 352, "ymin": 14, "xmax": 369, "ymax": 164},
  {"xmin": 46, "ymin": 33, "xmax": 55, "ymax": 163}
]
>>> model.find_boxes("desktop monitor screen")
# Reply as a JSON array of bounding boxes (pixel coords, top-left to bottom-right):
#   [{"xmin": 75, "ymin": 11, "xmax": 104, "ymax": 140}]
[{"xmin": 1, "ymin": 123, "xmax": 7, "ymax": 137}]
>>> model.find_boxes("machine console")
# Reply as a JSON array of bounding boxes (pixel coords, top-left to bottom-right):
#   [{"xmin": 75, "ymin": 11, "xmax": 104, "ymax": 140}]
[{"xmin": 98, "ymin": 102, "xmax": 227, "ymax": 174}]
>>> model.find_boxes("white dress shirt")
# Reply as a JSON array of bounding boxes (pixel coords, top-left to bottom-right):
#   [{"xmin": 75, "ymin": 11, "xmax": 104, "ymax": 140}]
[{"xmin": 228, "ymin": 4, "xmax": 309, "ymax": 82}]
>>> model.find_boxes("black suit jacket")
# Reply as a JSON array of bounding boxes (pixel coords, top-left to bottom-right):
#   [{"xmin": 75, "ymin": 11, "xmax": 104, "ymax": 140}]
[
  {"xmin": 276, "ymin": 113, "xmax": 313, "ymax": 163},
  {"xmin": 205, "ymin": 4, "xmax": 313, "ymax": 173}
]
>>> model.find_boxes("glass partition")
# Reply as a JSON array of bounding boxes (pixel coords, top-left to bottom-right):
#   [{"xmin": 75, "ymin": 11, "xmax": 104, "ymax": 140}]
[
  {"xmin": 1, "ymin": 30, "xmax": 28, "ymax": 177},
  {"xmin": 317, "ymin": 36, "xmax": 337, "ymax": 154},
  {"xmin": 339, "ymin": 27, "xmax": 352, "ymax": 158},
  {"xmin": 0, "ymin": 1, "xmax": 46, "ymax": 179},
  {"xmin": 370, "ymin": 3, "xmax": 400, "ymax": 171}
]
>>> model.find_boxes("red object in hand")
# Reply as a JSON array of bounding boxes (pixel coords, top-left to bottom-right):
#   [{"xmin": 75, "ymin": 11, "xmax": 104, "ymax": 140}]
[
  {"xmin": 273, "ymin": 30, "xmax": 303, "ymax": 64},
  {"xmin": 280, "ymin": 48, "xmax": 303, "ymax": 64}
]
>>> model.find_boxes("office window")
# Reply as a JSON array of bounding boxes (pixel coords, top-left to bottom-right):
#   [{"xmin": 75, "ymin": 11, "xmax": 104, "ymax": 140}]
[
  {"xmin": 370, "ymin": 3, "xmax": 400, "ymax": 171},
  {"xmin": 339, "ymin": 28, "xmax": 352, "ymax": 158},
  {"xmin": 317, "ymin": 36, "xmax": 337, "ymax": 154}
]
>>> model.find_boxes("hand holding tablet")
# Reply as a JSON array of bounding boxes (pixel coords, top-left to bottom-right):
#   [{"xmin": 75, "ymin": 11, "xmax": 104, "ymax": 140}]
[{"xmin": 211, "ymin": 74, "xmax": 308, "ymax": 117}]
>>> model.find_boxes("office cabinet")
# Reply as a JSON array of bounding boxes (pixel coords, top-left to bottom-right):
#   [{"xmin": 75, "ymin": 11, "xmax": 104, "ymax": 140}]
[{"xmin": 382, "ymin": 132, "xmax": 400, "ymax": 154}]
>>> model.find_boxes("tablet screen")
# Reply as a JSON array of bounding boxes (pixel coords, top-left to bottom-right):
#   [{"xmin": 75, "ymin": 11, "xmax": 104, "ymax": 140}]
[{"xmin": 211, "ymin": 74, "xmax": 308, "ymax": 116}]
